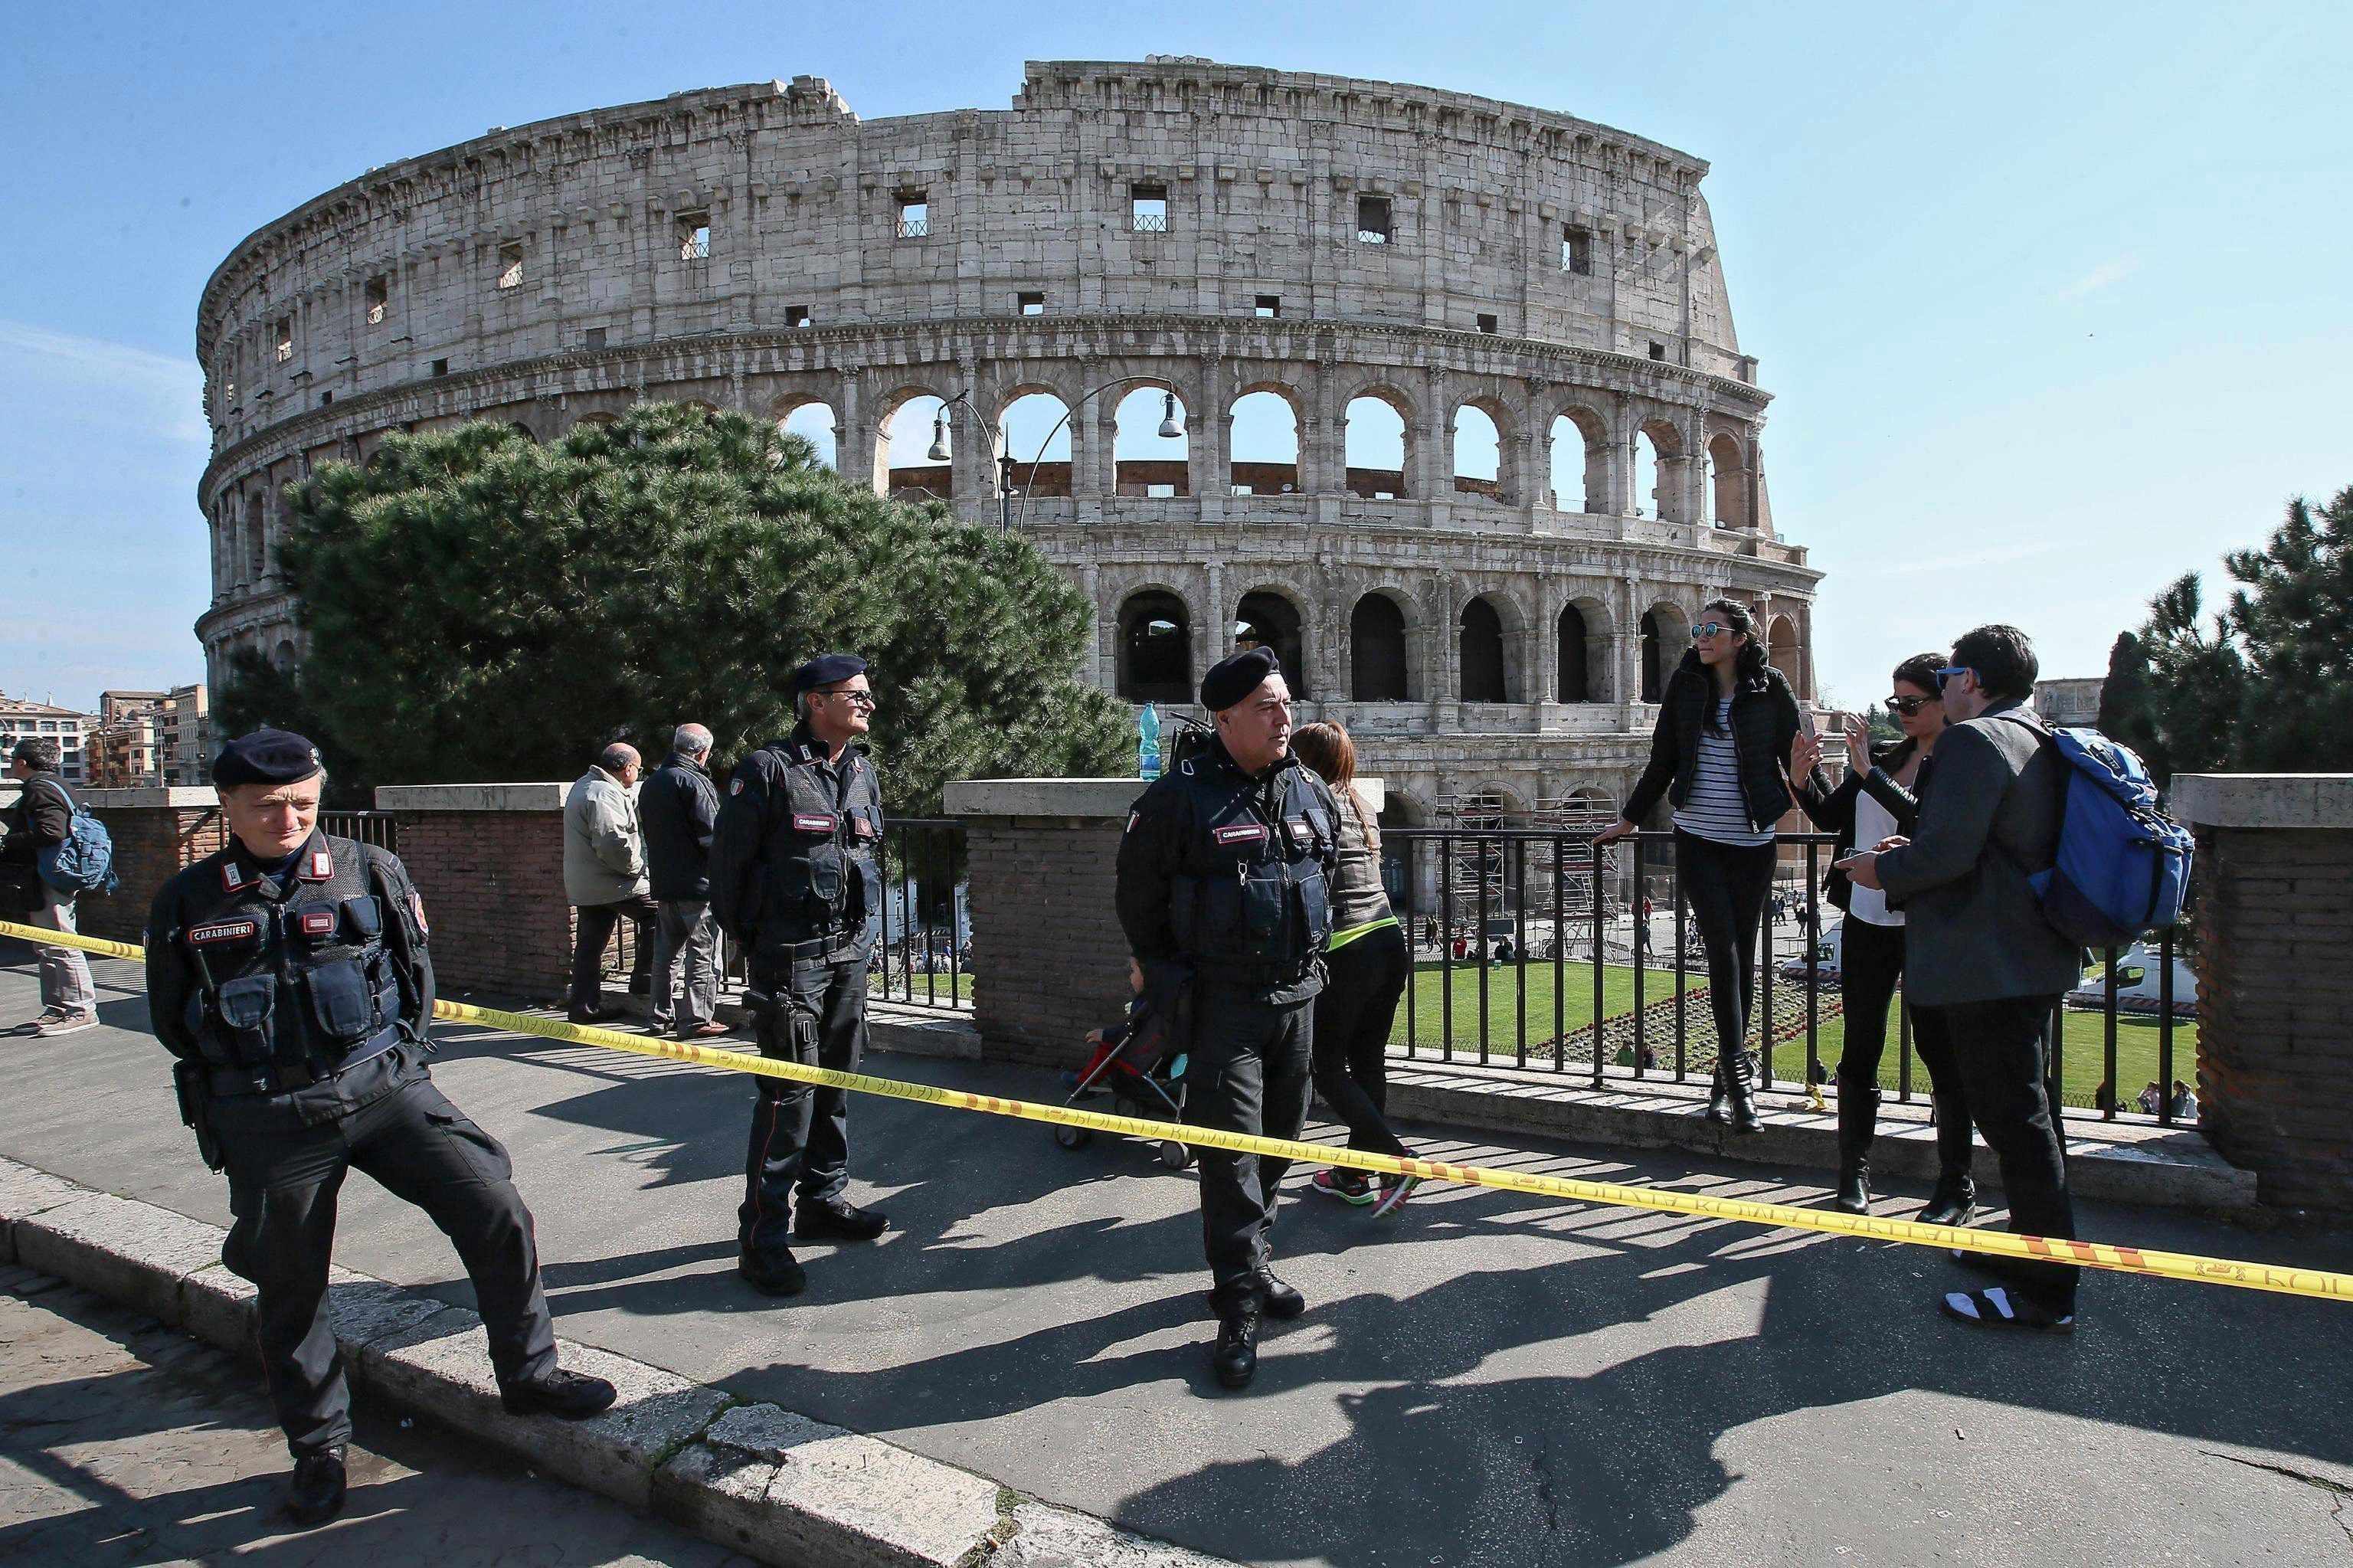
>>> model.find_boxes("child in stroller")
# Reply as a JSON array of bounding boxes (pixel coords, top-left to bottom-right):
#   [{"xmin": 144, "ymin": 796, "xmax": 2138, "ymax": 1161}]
[{"xmin": 1054, "ymin": 959, "xmax": 1194, "ymax": 1169}]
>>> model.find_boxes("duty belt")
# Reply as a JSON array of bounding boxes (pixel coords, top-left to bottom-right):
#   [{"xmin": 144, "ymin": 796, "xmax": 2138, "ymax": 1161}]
[{"xmin": 200, "ymin": 1023, "xmax": 407, "ymax": 1099}]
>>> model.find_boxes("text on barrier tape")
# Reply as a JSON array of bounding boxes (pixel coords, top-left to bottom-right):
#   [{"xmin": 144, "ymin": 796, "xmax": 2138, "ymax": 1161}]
[{"xmin": 5, "ymin": 918, "xmax": 2348, "ymax": 1304}]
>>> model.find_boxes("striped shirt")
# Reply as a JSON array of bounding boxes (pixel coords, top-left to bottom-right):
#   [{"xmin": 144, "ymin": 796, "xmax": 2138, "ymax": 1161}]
[{"xmin": 1672, "ymin": 696, "xmax": 1775, "ymax": 846}]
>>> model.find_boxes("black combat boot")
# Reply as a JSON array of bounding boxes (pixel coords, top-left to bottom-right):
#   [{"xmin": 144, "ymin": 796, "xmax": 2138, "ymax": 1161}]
[
  {"xmin": 1704, "ymin": 1058, "xmax": 1733, "ymax": 1125},
  {"xmin": 737, "ymin": 1249, "xmax": 808, "ymax": 1297},
  {"xmin": 1212, "ymin": 1300, "xmax": 1264, "ymax": 1390},
  {"xmin": 1255, "ymin": 1267, "xmax": 1306, "ymax": 1320},
  {"xmin": 1723, "ymin": 1047, "xmax": 1763, "ymax": 1134},
  {"xmin": 500, "ymin": 1367, "xmax": 619, "ymax": 1418},
  {"xmin": 795, "ymin": 1200, "xmax": 889, "ymax": 1242},
  {"xmin": 1918, "ymin": 1174, "xmax": 1978, "ymax": 1229},
  {"xmin": 283, "ymin": 1445, "xmax": 348, "ymax": 1527},
  {"xmin": 1834, "ymin": 1085, "xmax": 1880, "ymax": 1213}
]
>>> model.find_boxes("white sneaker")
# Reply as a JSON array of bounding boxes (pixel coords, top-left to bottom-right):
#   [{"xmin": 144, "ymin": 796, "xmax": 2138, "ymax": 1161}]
[
  {"xmin": 34, "ymin": 1013, "xmax": 97, "ymax": 1038},
  {"xmin": 11, "ymin": 1007, "xmax": 66, "ymax": 1036}
]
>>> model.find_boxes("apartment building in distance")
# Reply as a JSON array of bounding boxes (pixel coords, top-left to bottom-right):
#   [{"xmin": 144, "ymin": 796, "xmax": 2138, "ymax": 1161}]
[
  {"xmin": 0, "ymin": 694, "xmax": 95, "ymax": 785},
  {"xmin": 87, "ymin": 683, "xmax": 210, "ymax": 787}
]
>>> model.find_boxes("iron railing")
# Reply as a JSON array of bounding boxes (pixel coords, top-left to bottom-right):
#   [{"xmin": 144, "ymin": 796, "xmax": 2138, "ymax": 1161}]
[
  {"xmin": 319, "ymin": 810, "xmax": 398, "ymax": 853},
  {"xmin": 1383, "ymin": 827, "xmax": 2193, "ymax": 1127},
  {"xmin": 872, "ymin": 817, "xmax": 970, "ymax": 1012}
]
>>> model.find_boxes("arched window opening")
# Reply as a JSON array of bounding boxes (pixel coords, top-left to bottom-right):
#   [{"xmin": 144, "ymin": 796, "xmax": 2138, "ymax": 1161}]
[
  {"xmin": 1768, "ymin": 614, "xmax": 1803, "ymax": 696},
  {"xmin": 1640, "ymin": 611, "xmax": 1663, "ymax": 702},
  {"xmin": 273, "ymin": 639, "xmax": 299, "ymax": 674},
  {"xmin": 1228, "ymin": 390, "xmax": 1299, "ymax": 495},
  {"xmin": 1641, "ymin": 603, "xmax": 1690, "ymax": 702},
  {"xmin": 247, "ymin": 489, "xmax": 268, "ymax": 583},
  {"xmin": 1343, "ymin": 394, "xmax": 1409, "ymax": 499},
  {"xmin": 1634, "ymin": 430, "xmax": 1663, "ymax": 519},
  {"xmin": 999, "ymin": 391, "xmax": 1074, "ymax": 496},
  {"xmin": 1235, "ymin": 592, "xmax": 1307, "ymax": 698},
  {"xmin": 1557, "ymin": 604, "xmax": 1590, "ymax": 702},
  {"xmin": 780, "ymin": 402, "xmax": 839, "ymax": 470},
  {"xmin": 1118, "ymin": 591, "xmax": 1193, "ymax": 705},
  {"xmin": 1451, "ymin": 404, "xmax": 1502, "ymax": 502},
  {"xmin": 1378, "ymin": 798, "xmax": 1416, "ymax": 910},
  {"xmin": 1549, "ymin": 414, "xmax": 1592, "ymax": 512},
  {"xmin": 1113, "ymin": 386, "xmax": 1188, "ymax": 497},
  {"xmin": 1459, "ymin": 597, "xmax": 1508, "ymax": 703},
  {"xmin": 880, "ymin": 394, "xmax": 952, "ymax": 499},
  {"xmin": 1350, "ymin": 594, "xmax": 1410, "ymax": 701},
  {"xmin": 506, "ymin": 421, "xmax": 538, "ymax": 444},
  {"xmin": 1707, "ymin": 433, "xmax": 1746, "ymax": 528}
]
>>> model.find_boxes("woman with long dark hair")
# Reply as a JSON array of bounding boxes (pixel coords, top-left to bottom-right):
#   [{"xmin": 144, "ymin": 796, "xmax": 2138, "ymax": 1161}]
[
  {"xmin": 1596, "ymin": 600, "xmax": 1816, "ymax": 1132},
  {"xmin": 1791, "ymin": 653, "xmax": 1976, "ymax": 1224},
  {"xmin": 1291, "ymin": 722, "xmax": 1419, "ymax": 1217}
]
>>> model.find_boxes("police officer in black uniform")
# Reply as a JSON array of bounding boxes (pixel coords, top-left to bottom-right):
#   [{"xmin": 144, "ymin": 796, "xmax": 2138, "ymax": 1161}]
[
  {"xmin": 1115, "ymin": 647, "xmax": 1341, "ymax": 1390},
  {"xmin": 710, "ymin": 654, "xmax": 892, "ymax": 1298},
  {"xmin": 146, "ymin": 730, "xmax": 616, "ymax": 1527}
]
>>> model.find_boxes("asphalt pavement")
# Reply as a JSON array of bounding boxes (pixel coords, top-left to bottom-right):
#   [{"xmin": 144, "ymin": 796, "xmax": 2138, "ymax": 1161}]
[{"xmin": 4, "ymin": 945, "xmax": 2351, "ymax": 1566}]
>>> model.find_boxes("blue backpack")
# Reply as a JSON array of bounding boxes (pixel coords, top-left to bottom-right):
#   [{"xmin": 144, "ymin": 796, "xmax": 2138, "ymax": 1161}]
[
  {"xmin": 2000, "ymin": 719, "xmax": 2191, "ymax": 948},
  {"xmin": 31, "ymin": 778, "xmax": 119, "ymax": 899}
]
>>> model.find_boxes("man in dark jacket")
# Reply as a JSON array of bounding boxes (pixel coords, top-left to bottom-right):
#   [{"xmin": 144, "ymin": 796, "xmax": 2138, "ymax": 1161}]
[
  {"xmin": 1842, "ymin": 624, "xmax": 2085, "ymax": 1335},
  {"xmin": 640, "ymin": 723, "xmax": 726, "ymax": 1039},
  {"xmin": 4, "ymin": 738, "xmax": 97, "ymax": 1036}
]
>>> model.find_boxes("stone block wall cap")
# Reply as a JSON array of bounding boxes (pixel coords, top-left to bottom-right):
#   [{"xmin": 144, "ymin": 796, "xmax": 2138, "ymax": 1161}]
[
  {"xmin": 2171, "ymin": 773, "xmax": 2353, "ymax": 830},
  {"xmin": 81, "ymin": 787, "xmax": 220, "ymax": 808},
  {"xmin": 374, "ymin": 782, "xmax": 573, "ymax": 812},
  {"xmin": 944, "ymin": 775, "xmax": 1383, "ymax": 817}
]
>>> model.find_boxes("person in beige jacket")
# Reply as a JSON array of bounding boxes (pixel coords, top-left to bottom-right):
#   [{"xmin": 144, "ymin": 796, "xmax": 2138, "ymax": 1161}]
[{"xmin": 565, "ymin": 742, "xmax": 654, "ymax": 1023}]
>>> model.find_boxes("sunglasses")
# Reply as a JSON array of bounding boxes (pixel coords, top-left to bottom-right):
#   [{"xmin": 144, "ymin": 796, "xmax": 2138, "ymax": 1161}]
[
  {"xmin": 1886, "ymin": 695, "xmax": 1936, "ymax": 716},
  {"xmin": 1932, "ymin": 666, "xmax": 1972, "ymax": 692},
  {"xmin": 819, "ymin": 688, "xmax": 877, "ymax": 709},
  {"xmin": 1690, "ymin": 622, "xmax": 1737, "ymax": 640}
]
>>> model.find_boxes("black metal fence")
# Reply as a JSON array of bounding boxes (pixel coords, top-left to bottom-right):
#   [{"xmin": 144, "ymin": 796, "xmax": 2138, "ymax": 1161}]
[
  {"xmin": 1384, "ymin": 827, "xmax": 2193, "ymax": 1127},
  {"xmin": 871, "ymin": 818, "xmax": 970, "ymax": 1011},
  {"xmin": 319, "ymin": 810, "xmax": 398, "ymax": 853}
]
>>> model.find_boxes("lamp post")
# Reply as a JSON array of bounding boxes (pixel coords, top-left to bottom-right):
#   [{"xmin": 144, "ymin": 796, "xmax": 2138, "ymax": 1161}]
[{"xmin": 925, "ymin": 380, "xmax": 1186, "ymax": 536}]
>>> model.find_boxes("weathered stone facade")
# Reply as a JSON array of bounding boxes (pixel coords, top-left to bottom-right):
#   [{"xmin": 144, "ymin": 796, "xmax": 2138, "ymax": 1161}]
[{"xmin": 194, "ymin": 58, "xmax": 1819, "ymax": 824}]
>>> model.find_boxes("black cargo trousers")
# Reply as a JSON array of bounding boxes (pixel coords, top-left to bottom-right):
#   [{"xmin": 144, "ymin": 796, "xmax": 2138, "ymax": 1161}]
[
  {"xmin": 1188, "ymin": 983, "xmax": 1316, "ymax": 1311},
  {"xmin": 210, "ymin": 1049, "xmax": 556, "ymax": 1458},
  {"xmin": 737, "ymin": 945, "xmax": 869, "ymax": 1266}
]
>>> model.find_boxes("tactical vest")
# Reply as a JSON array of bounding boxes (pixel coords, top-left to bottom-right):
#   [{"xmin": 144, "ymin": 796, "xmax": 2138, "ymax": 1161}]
[
  {"xmin": 173, "ymin": 836, "xmax": 406, "ymax": 1095},
  {"xmin": 751, "ymin": 743, "xmax": 883, "ymax": 955},
  {"xmin": 1163, "ymin": 755, "xmax": 1337, "ymax": 986}
]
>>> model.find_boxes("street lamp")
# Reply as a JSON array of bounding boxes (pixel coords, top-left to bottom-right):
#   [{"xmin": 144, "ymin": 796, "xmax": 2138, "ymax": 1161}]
[{"xmin": 928, "ymin": 380, "xmax": 1190, "ymax": 535}]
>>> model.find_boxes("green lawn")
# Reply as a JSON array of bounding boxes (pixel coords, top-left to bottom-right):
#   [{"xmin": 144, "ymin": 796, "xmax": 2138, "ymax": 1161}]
[{"xmin": 1386, "ymin": 957, "xmax": 2195, "ymax": 1111}]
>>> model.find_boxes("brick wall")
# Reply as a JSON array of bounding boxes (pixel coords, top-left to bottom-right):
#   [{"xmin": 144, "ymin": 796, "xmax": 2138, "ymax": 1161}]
[
  {"xmin": 385, "ymin": 807, "xmax": 574, "ymax": 1001},
  {"xmin": 78, "ymin": 800, "xmax": 228, "ymax": 943},
  {"xmin": 2193, "ymin": 823, "xmax": 2353, "ymax": 1210},
  {"xmin": 964, "ymin": 815, "xmax": 1135, "ymax": 1069}
]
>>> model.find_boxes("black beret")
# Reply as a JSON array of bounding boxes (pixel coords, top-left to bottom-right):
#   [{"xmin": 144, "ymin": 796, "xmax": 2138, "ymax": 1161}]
[
  {"xmin": 791, "ymin": 653, "xmax": 868, "ymax": 696},
  {"xmin": 213, "ymin": 728, "xmax": 324, "ymax": 787},
  {"xmin": 1201, "ymin": 645, "xmax": 1280, "ymax": 712}
]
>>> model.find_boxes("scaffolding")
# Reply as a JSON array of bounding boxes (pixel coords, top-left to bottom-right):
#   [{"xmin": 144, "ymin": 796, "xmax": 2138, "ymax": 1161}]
[{"xmin": 1425, "ymin": 789, "xmax": 1621, "ymax": 926}]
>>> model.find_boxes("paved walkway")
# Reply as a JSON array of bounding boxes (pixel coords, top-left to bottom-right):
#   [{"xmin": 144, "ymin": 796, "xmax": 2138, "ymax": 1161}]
[
  {"xmin": 5, "ymin": 948, "xmax": 2353, "ymax": 1566},
  {"xmin": 0, "ymin": 1266, "xmax": 752, "ymax": 1566}
]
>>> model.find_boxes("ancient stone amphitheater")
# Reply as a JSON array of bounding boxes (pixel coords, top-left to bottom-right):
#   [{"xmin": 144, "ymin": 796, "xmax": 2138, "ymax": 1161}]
[{"xmin": 195, "ymin": 57, "xmax": 1818, "ymax": 843}]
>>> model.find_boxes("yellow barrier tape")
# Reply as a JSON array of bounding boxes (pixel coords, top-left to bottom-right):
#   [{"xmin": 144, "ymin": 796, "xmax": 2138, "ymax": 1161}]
[{"xmin": 7, "ymin": 918, "xmax": 2348, "ymax": 1304}]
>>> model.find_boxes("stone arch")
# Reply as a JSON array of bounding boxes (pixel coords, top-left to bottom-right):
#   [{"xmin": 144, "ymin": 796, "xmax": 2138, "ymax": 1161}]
[
  {"xmin": 1556, "ymin": 592, "xmax": 1614, "ymax": 703},
  {"xmin": 771, "ymin": 392, "xmax": 840, "ymax": 470},
  {"xmin": 1112, "ymin": 383, "xmax": 1190, "ymax": 497},
  {"xmin": 1640, "ymin": 598, "xmax": 1691, "ymax": 702},
  {"xmin": 1378, "ymin": 786, "xmax": 1431, "ymax": 917},
  {"xmin": 875, "ymin": 385, "xmax": 954, "ymax": 499},
  {"xmin": 1450, "ymin": 398, "xmax": 1509, "ymax": 504},
  {"xmin": 506, "ymin": 421, "xmax": 539, "ymax": 444},
  {"xmin": 1458, "ymin": 593, "xmax": 1515, "ymax": 703},
  {"xmin": 1227, "ymin": 385, "xmax": 1301, "ymax": 495},
  {"xmin": 569, "ymin": 410, "xmax": 620, "ymax": 432},
  {"xmin": 1637, "ymin": 417, "xmax": 1687, "ymax": 522},
  {"xmin": 1341, "ymin": 383, "xmax": 1415, "ymax": 499},
  {"xmin": 997, "ymin": 385, "xmax": 1076, "ymax": 497},
  {"xmin": 1115, "ymin": 586, "xmax": 1193, "ymax": 705},
  {"xmin": 273, "ymin": 637, "xmax": 299, "ymax": 674},
  {"xmin": 1349, "ymin": 590, "xmax": 1413, "ymax": 702},
  {"xmin": 1547, "ymin": 403, "xmax": 1610, "ymax": 513},
  {"xmin": 1707, "ymin": 430, "xmax": 1747, "ymax": 529},
  {"xmin": 1767, "ymin": 612, "xmax": 1804, "ymax": 696},
  {"xmin": 1234, "ymin": 586, "xmax": 1310, "ymax": 699},
  {"xmin": 245, "ymin": 483, "xmax": 269, "ymax": 583}
]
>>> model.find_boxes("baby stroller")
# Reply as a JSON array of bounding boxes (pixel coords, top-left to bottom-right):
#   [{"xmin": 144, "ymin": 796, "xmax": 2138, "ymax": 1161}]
[{"xmin": 1053, "ymin": 999, "xmax": 1194, "ymax": 1170}]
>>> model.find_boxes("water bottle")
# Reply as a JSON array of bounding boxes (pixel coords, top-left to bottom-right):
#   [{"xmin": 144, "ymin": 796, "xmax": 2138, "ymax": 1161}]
[{"xmin": 1137, "ymin": 702, "xmax": 1162, "ymax": 780}]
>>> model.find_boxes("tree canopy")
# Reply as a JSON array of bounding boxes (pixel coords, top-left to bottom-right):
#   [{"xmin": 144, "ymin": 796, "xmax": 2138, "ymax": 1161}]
[
  {"xmin": 218, "ymin": 403, "xmax": 1129, "ymax": 810},
  {"xmin": 2106, "ymin": 486, "xmax": 2351, "ymax": 781}
]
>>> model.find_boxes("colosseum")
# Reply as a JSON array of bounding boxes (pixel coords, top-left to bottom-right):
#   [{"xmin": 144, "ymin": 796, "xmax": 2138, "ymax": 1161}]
[{"xmin": 195, "ymin": 56, "xmax": 1819, "ymax": 849}]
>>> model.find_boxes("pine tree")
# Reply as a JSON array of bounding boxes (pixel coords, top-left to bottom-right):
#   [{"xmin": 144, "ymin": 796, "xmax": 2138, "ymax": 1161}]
[{"xmin": 218, "ymin": 404, "xmax": 1128, "ymax": 810}]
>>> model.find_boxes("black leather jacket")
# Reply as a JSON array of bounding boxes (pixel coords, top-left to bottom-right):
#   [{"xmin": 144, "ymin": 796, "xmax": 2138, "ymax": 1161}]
[{"xmin": 1623, "ymin": 653, "xmax": 1815, "ymax": 832}]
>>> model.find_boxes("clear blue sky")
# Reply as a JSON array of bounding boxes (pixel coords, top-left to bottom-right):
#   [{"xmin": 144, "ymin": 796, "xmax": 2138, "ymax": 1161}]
[{"xmin": 4, "ymin": 1, "xmax": 2347, "ymax": 714}]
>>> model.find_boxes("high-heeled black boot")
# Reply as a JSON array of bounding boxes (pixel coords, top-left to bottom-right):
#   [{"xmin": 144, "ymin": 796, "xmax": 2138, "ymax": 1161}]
[
  {"xmin": 1705, "ymin": 1057, "xmax": 1732, "ymax": 1124},
  {"xmin": 1834, "ymin": 1085, "xmax": 1880, "ymax": 1212},
  {"xmin": 1723, "ymin": 1046, "xmax": 1762, "ymax": 1134}
]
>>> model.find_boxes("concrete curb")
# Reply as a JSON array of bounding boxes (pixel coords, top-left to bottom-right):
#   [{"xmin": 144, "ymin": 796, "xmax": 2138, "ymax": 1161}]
[{"xmin": 0, "ymin": 1154, "xmax": 1232, "ymax": 1568}]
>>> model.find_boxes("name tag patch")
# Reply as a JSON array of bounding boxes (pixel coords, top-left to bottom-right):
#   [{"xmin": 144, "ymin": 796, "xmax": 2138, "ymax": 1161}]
[
  {"xmin": 188, "ymin": 918, "xmax": 260, "ymax": 947},
  {"xmin": 301, "ymin": 849, "xmax": 333, "ymax": 881},
  {"xmin": 851, "ymin": 814, "xmax": 879, "ymax": 840},
  {"xmin": 792, "ymin": 813, "xmax": 837, "ymax": 835},
  {"xmin": 1212, "ymin": 824, "xmax": 1268, "ymax": 846},
  {"xmin": 299, "ymin": 910, "xmax": 339, "ymax": 938}
]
